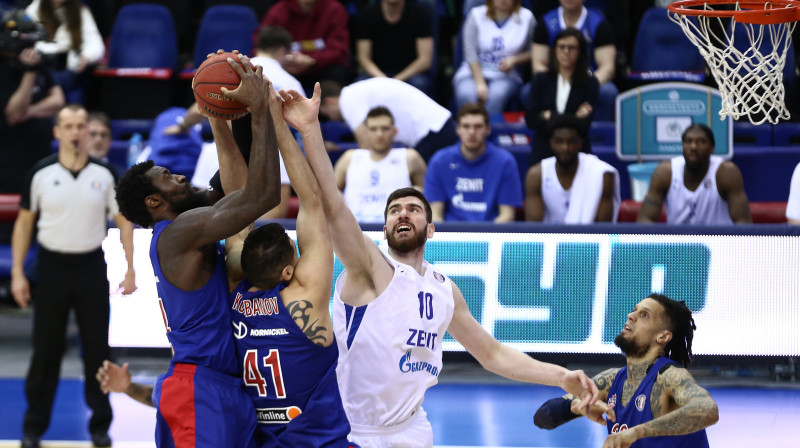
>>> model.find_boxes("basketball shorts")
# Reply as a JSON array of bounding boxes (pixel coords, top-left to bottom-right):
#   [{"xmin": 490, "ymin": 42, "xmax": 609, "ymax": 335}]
[
  {"xmin": 347, "ymin": 407, "xmax": 432, "ymax": 448},
  {"xmin": 153, "ymin": 363, "xmax": 257, "ymax": 448}
]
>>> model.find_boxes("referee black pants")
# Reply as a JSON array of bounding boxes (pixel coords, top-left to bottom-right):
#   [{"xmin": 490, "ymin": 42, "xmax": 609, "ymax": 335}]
[{"xmin": 23, "ymin": 247, "xmax": 112, "ymax": 437}]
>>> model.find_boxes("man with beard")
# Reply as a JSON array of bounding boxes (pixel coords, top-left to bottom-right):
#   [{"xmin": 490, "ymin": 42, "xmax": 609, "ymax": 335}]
[
  {"xmin": 114, "ymin": 55, "xmax": 281, "ymax": 448},
  {"xmin": 525, "ymin": 114, "xmax": 620, "ymax": 223},
  {"xmin": 533, "ymin": 294, "xmax": 719, "ymax": 448},
  {"xmin": 295, "ymin": 83, "xmax": 599, "ymax": 447},
  {"xmin": 637, "ymin": 123, "xmax": 751, "ymax": 224}
]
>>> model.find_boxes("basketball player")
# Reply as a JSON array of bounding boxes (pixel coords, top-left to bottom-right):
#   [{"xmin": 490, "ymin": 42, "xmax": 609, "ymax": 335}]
[
  {"xmin": 534, "ymin": 294, "xmax": 719, "ymax": 448},
  {"xmin": 637, "ymin": 123, "xmax": 751, "ymax": 224},
  {"xmin": 285, "ymin": 84, "xmax": 599, "ymax": 447},
  {"xmin": 223, "ymin": 82, "xmax": 352, "ymax": 446},
  {"xmin": 115, "ymin": 55, "xmax": 281, "ymax": 448}
]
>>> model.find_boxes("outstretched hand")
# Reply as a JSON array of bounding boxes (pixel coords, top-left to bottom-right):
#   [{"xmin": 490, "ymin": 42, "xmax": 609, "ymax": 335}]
[
  {"xmin": 277, "ymin": 82, "xmax": 321, "ymax": 131},
  {"xmin": 96, "ymin": 360, "xmax": 131, "ymax": 394},
  {"xmin": 560, "ymin": 369, "xmax": 600, "ymax": 415},
  {"xmin": 221, "ymin": 53, "xmax": 270, "ymax": 114},
  {"xmin": 572, "ymin": 396, "xmax": 615, "ymax": 425}
]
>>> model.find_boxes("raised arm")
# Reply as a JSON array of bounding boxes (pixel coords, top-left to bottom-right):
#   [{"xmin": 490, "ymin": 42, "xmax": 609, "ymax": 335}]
[
  {"xmin": 637, "ymin": 161, "xmax": 671, "ymax": 223},
  {"xmin": 716, "ymin": 161, "xmax": 752, "ymax": 224},
  {"xmin": 603, "ymin": 367, "xmax": 718, "ymax": 447},
  {"xmin": 280, "ymin": 84, "xmax": 388, "ymax": 298},
  {"xmin": 112, "ymin": 214, "xmax": 136, "ymax": 294}
]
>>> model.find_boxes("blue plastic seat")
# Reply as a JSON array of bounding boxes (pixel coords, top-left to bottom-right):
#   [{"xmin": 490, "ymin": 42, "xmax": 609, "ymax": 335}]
[
  {"xmin": 629, "ymin": 8, "xmax": 705, "ymax": 82},
  {"xmin": 193, "ymin": 5, "xmax": 259, "ymax": 68},
  {"xmin": 107, "ymin": 3, "xmax": 177, "ymax": 69}
]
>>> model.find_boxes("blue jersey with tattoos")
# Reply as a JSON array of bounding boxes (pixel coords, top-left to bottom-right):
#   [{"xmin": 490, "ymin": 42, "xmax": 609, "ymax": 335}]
[
  {"xmin": 229, "ymin": 279, "xmax": 351, "ymax": 447},
  {"xmin": 606, "ymin": 356, "xmax": 709, "ymax": 448}
]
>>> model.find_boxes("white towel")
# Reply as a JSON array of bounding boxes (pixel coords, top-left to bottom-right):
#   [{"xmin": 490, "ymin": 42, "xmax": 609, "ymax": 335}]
[{"xmin": 564, "ymin": 153, "xmax": 621, "ymax": 224}]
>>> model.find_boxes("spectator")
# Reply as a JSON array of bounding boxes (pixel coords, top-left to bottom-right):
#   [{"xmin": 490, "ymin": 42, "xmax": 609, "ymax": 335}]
[
  {"xmin": 334, "ymin": 106, "xmax": 427, "ymax": 223},
  {"xmin": 318, "ymin": 78, "xmax": 458, "ymax": 162},
  {"xmin": 25, "ymin": 0, "xmax": 104, "ymax": 103},
  {"xmin": 637, "ymin": 123, "xmax": 752, "ymax": 225},
  {"xmin": 85, "ymin": 112, "xmax": 125, "ymax": 177},
  {"xmin": 12, "ymin": 104, "xmax": 136, "ymax": 448},
  {"xmin": 453, "ymin": 0, "xmax": 535, "ymax": 115},
  {"xmin": 787, "ymin": 162, "xmax": 800, "ymax": 225},
  {"xmin": 525, "ymin": 28, "xmax": 597, "ymax": 167},
  {"xmin": 525, "ymin": 114, "xmax": 619, "ymax": 223},
  {"xmin": 425, "ymin": 103, "xmax": 522, "ymax": 222},
  {"xmin": 356, "ymin": 0, "xmax": 434, "ymax": 96},
  {"xmin": 259, "ymin": 0, "xmax": 351, "ymax": 91},
  {"xmin": 531, "ymin": 0, "xmax": 618, "ymax": 121}
]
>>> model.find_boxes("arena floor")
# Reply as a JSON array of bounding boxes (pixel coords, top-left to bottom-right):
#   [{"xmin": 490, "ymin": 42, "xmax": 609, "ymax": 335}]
[{"xmin": 1, "ymin": 306, "xmax": 797, "ymax": 447}]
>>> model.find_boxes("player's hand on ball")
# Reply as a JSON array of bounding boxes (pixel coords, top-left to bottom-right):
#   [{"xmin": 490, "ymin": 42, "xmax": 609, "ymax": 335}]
[{"xmin": 222, "ymin": 54, "xmax": 268, "ymax": 112}]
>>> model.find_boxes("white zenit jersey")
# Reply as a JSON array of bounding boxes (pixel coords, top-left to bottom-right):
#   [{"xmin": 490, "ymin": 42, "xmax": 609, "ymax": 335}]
[
  {"xmin": 343, "ymin": 148, "xmax": 412, "ymax": 223},
  {"xmin": 540, "ymin": 156, "xmax": 571, "ymax": 224},
  {"xmin": 333, "ymin": 248, "xmax": 455, "ymax": 434},
  {"xmin": 666, "ymin": 156, "xmax": 733, "ymax": 225}
]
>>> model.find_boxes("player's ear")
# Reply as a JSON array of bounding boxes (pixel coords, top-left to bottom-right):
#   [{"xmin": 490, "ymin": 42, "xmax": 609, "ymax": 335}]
[
  {"xmin": 657, "ymin": 330, "xmax": 673, "ymax": 345},
  {"xmin": 144, "ymin": 194, "xmax": 161, "ymax": 209},
  {"xmin": 281, "ymin": 264, "xmax": 294, "ymax": 282},
  {"xmin": 426, "ymin": 222, "xmax": 435, "ymax": 238}
]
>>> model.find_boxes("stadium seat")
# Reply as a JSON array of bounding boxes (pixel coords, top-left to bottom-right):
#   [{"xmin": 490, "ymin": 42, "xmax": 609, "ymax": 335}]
[
  {"xmin": 773, "ymin": 122, "xmax": 800, "ymax": 145},
  {"xmin": 618, "ymin": 199, "xmax": 788, "ymax": 223},
  {"xmin": 628, "ymin": 8, "xmax": 706, "ymax": 83},
  {"xmin": 589, "ymin": 121, "xmax": 615, "ymax": 146},
  {"xmin": 733, "ymin": 121, "xmax": 772, "ymax": 146},
  {"xmin": 182, "ymin": 5, "xmax": 259, "ymax": 79}
]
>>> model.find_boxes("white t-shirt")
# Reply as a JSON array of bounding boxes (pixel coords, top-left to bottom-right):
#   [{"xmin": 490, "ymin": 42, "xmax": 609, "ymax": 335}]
[
  {"xmin": 339, "ymin": 78, "xmax": 452, "ymax": 147},
  {"xmin": 249, "ymin": 56, "xmax": 304, "ymax": 93},
  {"xmin": 665, "ymin": 156, "xmax": 733, "ymax": 225},
  {"xmin": 26, "ymin": 0, "xmax": 105, "ymax": 71},
  {"xmin": 342, "ymin": 148, "xmax": 412, "ymax": 223},
  {"xmin": 786, "ymin": 162, "xmax": 800, "ymax": 221}
]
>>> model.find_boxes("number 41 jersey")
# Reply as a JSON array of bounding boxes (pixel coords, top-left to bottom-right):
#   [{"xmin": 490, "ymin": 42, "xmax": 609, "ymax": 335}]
[
  {"xmin": 230, "ymin": 279, "xmax": 350, "ymax": 447},
  {"xmin": 333, "ymin": 250, "xmax": 455, "ymax": 429}
]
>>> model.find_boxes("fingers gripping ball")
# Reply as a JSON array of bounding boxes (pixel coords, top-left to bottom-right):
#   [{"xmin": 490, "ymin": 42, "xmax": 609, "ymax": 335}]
[{"xmin": 192, "ymin": 52, "xmax": 256, "ymax": 120}]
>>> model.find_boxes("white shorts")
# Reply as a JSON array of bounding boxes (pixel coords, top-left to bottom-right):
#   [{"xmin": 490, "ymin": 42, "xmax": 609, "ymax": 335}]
[{"xmin": 348, "ymin": 407, "xmax": 433, "ymax": 448}]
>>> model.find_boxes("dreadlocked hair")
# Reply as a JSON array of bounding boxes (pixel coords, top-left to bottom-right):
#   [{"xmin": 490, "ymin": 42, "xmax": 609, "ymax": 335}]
[
  {"xmin": 115, "ymin": 161, "xmax": 158, "ymax": 228},
  {"xmin": 648, "ymin": 293, "xmax": 696, "ymax": 368}
]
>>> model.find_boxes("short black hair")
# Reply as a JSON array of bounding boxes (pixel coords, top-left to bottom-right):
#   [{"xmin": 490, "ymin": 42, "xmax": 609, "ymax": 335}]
[
  {"xmin": 682, "ymin": 123, "xmax": 715, "ymax": 147},
  {"xmin": 319, "ymin": 80, "xmax": 342, "ymax": 100},
  {"xmin": 241, "ymin": 223, "xmax": 296, "ymax": 289},
  {"xmin": 456, "ymin": 102, "xmax": 490, "ymax": 126},
  {"xmin": 256, "ymin": 25, "xmax": 292, "ymax": 53},
  {"xmin": 366, "ymin": 106, "xmax": 394, "ymax": 125},
  {"xmin": 115, "ymin": 161, "xmax": 158, "ymax": 228},
  {"xmin": 384, "ymin": 187, "xmax": 432, "ymax": 223},
  {"xmin": 648, "ymin": 293, "xmax": 697, "ymax": 368},
  {"xmin": 548, "ymin": 113, "xmax": 587, "ymax": 140},
  {"xmin": 87, "ymin": 111, "xmax": 111, "ymax": 131}
]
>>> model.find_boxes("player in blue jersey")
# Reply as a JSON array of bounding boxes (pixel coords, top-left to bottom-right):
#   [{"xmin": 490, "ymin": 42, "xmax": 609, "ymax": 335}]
[
  {"xmin": 534, "ymin": 294, "xmax": 719, "ymax": 448},
  {"xmin": 115, "ymin": 54, "xmax": 281, "ymax": 448},
  {"xmin": 223, "ymin": 82, "xmax": 352, "ymax": 447}
]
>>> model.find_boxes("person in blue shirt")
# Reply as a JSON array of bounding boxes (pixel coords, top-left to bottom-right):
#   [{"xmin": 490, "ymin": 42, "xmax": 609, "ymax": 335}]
[
  {"xmin": 424, "ymin": 103, "xmax": 522, "ymax": 222},
  {"xmin": 533, "ymin": 293, "xmax": 719, "ymax": 448}
]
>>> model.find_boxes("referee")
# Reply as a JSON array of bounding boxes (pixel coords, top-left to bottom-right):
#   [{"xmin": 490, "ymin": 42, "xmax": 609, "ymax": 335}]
[{"xmin": 10, "ymin": 104, "xmax": 136, "ymax": 448}]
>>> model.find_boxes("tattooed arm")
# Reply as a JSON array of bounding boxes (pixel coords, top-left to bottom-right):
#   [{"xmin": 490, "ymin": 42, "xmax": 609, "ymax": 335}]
[{"xmin": 602, "ymin": 367, "xmax": 719, "ymax": 447}]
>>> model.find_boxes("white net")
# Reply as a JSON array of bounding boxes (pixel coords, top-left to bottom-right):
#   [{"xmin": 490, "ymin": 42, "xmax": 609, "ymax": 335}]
[{"xmin": 668, "ymin": 2, "xmax": 797, "ymax": 124}]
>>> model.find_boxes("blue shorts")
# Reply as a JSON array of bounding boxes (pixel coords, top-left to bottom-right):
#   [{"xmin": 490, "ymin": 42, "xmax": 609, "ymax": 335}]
[{"xmin": 153, "ymin": 363, "xmax": 256, "ymax": 448}]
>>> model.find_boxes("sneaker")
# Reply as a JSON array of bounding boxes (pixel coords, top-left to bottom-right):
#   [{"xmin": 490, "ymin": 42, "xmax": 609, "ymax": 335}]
[
  {"xmin": 20, "ymin": 436, "xmax": 40, "ymax": 448},
  {"xmin": 91, "ymin": 433, "xmax": 112, "ymax": 447}
]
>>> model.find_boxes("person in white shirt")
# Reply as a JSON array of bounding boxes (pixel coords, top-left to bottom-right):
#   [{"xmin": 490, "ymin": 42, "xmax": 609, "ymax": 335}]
[
  {"xmin": 785, "ymin": 162, "xmax": 800, "ymax": 224},
  {"xmin": 525, "ymin": 114, "xmax": 619, "ymax": 223},
  {"xmin": 637, "ymin": 123, "xmax": 752, "ymax": 225},
  {"xmin": 318, "ymin": 77, "xmax": 458, "ymax": 161},
  {"xmin": 334, "ymin": 106, "xmax": 426, "ymax": 223}
]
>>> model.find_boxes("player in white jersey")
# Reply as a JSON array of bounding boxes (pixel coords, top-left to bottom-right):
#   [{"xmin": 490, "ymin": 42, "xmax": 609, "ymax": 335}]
[
  {"xmin": 335, "ymin": 107, "xmax": 426, "ymax": 223},
  {"xmin": 638, "ymin": 123, "xmax": 751, "ymax": 225},
  {"xmin": 282, "ymin": 83, "xmax": 600, "ymax": 447}
]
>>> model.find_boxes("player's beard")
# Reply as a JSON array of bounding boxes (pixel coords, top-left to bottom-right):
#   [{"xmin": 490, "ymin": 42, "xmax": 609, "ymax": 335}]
[
  {"xmin": 614, "ymin": 332, "xmax": 649, "ymax": 359},
  {"xmin": 386, "ymin": 224, "xmax": 427, "ymax": 253},
  {"xmin": 170, "ymin": 187, "xmax": 207, "ymax": 215}
]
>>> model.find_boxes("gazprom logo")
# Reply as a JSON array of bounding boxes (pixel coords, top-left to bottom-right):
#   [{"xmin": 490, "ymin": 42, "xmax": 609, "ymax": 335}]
[{"xmin": 398, "ymin": 349, "xmax": 440, "ymax": 376}]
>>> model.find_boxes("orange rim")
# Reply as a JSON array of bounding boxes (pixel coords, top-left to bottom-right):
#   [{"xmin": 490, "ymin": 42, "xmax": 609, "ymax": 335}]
[{"xmin": 668, "ymin": 0, "xmax": 800, "ymax": 24}]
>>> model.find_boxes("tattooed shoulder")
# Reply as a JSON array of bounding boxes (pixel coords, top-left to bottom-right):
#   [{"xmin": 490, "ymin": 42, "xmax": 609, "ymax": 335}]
[{"xmin": 286, "ymin": 299, "xmax": 329, "ymax": 347}]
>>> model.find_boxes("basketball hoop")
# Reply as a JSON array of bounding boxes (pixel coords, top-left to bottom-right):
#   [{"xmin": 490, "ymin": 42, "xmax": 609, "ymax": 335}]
[{"xmin": 668, "ymin": 0, "xmax": 800, "ymax": 124}]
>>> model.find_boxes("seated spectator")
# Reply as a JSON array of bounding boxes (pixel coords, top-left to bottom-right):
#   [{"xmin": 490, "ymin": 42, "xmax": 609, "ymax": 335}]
[
  {"xmin": 531, "ymin": 0, "xmax": 617, "ymax": 121},
  {"xmin": 525, "ymin": 28, "xmax": 597, "ymax": 167},
  {"xmin": 525, "ymin": 114, "xmax": 619, "ymax": 223},
  {"xmin": 318, "ymin": 78, "xmax": 458, "ymax": 162},
  {"xmin": 334, "ymin": 107, "xmax": 426, "ymax": 223},
  {"xmin": 86, "ymin": 112, "xmax": 125, "ymax": 178},
  {"xmin": 259, "ymin": 0, "xmax": 351, "ymax": 91},
  {"xmin": 787, "ymin": 162, "xmax": 800, "ymax": 225},
  {"xmin": 424, "ymin": 103, "xmax": 522, "ymax": 222},
  {"xmin": 453, "ymin": 0, "xmax": 534, "ymax": 115},
  {"xmin": 356, "ymin": 0, "xmax": 434, "ymax": 96},
  {"xmin": 147, "ymin": 107, "xmax": 203, "ymax": 182},
  {"xmin": 637, "ymin": 123, "xmax": 752, "ymax": 225},
  {"xmin": 25, "ymin": 0, "xmax": 104, "ymax": 104}
]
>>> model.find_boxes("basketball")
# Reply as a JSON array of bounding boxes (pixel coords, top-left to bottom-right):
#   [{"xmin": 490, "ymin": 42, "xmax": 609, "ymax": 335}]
[{"xmin": 192, "ymin": 52, "xmax": 256, "ymax": 120}]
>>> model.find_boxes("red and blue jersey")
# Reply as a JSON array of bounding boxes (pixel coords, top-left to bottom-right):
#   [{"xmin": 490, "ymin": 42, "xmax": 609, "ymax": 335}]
[
  {"xmin": 150, "ymin": 220, "xmax": 239, "ymax": 376},
  {"xmin": 230, "ymin": 279, "xmax": 351, "ymax": 447},
  {"xmin": 606, "ymin": 357, "xmax": 709, "ymax": 448}
]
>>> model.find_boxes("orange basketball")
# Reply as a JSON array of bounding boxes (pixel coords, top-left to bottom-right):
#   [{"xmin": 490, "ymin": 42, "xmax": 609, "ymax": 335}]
[{"xmin": 192, "ymin": 52, "xmax": 255, "ymax": 120}]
